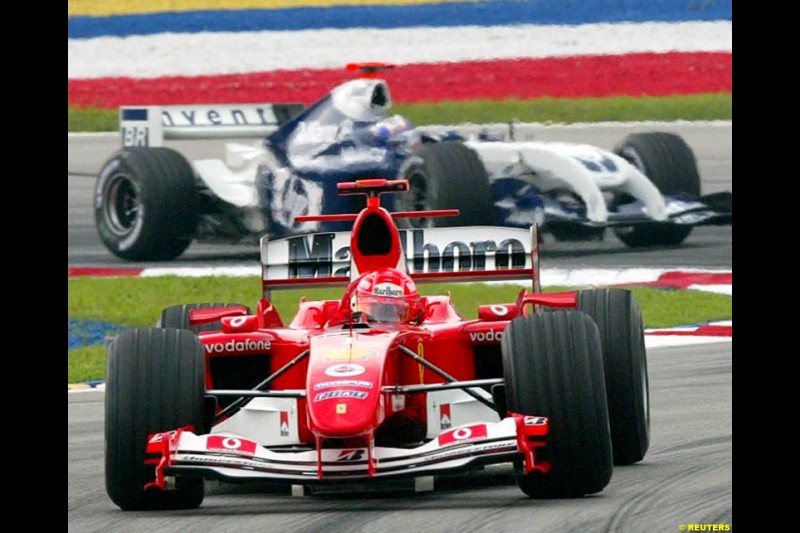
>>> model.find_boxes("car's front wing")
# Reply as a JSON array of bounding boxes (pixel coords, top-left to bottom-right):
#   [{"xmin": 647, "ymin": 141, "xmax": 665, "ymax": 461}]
[{"xmin": 144, "ymin": 415, "xmax": 549, "ymax": 491}]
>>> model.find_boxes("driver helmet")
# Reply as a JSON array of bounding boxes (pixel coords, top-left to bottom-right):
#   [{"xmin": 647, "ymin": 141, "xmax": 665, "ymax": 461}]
[
  {"xmin": 369, "ymin": 114, "xmax": 415, "ymax": 143},
  {"xmin": 350, "ymin": 268, "xmax": 423, "ymax": 324}
]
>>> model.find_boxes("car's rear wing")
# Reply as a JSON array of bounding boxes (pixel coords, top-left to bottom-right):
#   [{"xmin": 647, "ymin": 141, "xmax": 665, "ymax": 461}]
[
  {"xmin": 118, "ymin": 103, "xmax": 304, "ymax": 147},
  {"xmin": 259, "ymin": 224, "xmax": 541, "ymax": 296}
]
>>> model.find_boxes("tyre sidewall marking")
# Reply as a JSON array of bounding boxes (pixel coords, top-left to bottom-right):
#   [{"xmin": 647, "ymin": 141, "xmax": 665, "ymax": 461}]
[{"xmin": 95, "ymin": 156, "xmax": 145, "ymax": 251}]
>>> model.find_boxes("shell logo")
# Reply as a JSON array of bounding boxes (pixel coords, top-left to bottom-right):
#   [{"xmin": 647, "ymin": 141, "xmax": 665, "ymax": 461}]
[
  {"xmin": 321, "ymin": 346, "xmax": 377, "ymax": 361},
  {"xmin": 325, "ymin": 363, "xmax": 366, "ymax": 377}
]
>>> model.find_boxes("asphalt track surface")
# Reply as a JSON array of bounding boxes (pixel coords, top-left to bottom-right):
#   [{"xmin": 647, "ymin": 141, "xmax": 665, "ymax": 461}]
[
  {"xmin": 67, "ymin": 123, "xmax": 732, "ymax": 531},
  {"xmin": 68, "ymin": 342, "xmax": 732, "ymax": 533}
]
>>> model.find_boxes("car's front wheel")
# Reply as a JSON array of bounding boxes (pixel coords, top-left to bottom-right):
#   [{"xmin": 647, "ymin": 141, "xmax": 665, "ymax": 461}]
[
  {"xmin": 612, "ymin": 132, "xmax": 701, "ymax": 247},
  {"xmin": 105, "ymin": 328, "xmax": 206, "ymax": 510},
  {"xmin": 502, "ymin": 311, "xmax": 613, "ymax": 498}
]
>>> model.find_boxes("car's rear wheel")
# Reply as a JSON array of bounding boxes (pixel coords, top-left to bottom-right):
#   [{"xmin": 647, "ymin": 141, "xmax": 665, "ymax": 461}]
[
  {"xmin": 575, "ymin": 289, "xmax": 650, "ymax": 465},
  {"xmin": 502, "ymin": 311, "xmax": 613, "ymax": 498},
  {"xmin": 612, "ymin": 132, "xmax": 701, "ymax": 247},
  {"xmin": 105, "ymin": 328, "xmax": 206, "ymax": 510},
  {"xmin": 95, "ymin": 147, "xmax": 198, "ymax": 261},
  {"xmin": 395, "ymin": 140, "xmax": 494, "ymax": 227},
  {"xmin": 158, "ymin": 303, "xmax": 252, "ymax": 332}
]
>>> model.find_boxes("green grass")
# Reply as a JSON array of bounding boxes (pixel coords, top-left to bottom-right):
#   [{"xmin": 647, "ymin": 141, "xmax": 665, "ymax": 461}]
[
  {"xmin": 68, "ymin": 106, "xmax": 120, "ymax": 132},
  {"xmin": 67, "ymin": 276, "xmax": 732, "ymax": 384},
  {"xmin": 68, "ymin": 93, "xmax": 732, "ymax": 133},
  {"xmin": 394, "ymin": 94, "xmax": 732, "ymax": 125}
]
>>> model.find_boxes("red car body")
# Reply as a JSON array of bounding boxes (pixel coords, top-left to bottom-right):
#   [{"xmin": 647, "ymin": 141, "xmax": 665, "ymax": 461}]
[{"xmin": 105, "ymin": 178, "xmax": 649, "ymax": 510}]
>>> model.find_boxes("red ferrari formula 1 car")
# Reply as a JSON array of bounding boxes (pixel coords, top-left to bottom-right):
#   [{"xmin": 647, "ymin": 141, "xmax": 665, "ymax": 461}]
[{"xmin": 105, "ymin": 178, "xmax": 650, "ymax": 510}]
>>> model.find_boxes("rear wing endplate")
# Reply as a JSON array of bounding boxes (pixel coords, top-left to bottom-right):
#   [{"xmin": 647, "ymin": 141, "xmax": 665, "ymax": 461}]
[{"xmin": 118, "ymin": 103, "xmax": 304, "ymax": 147}]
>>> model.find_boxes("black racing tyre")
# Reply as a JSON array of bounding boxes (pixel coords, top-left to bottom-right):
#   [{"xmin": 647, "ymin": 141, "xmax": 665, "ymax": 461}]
[
  {"xmin": 548, "ymin": 223, "xmax": 605, "ymax": 243},
  {"xmin": 395, "ymin": 141, "xmax": 494, "ymax": 227},
  {"xmin": 612, "ymin": 132, "xmax": 701, "ymax": 247},
  {"xmin": 575, "ymin": 289, "xmax": 650, "ymax": 465},
  {"xmin": 105, "ymin": 328, "xmax": 206, "ymax": 510},
  {"xmin": 95, "ymin": 147, "xmax": 199, "ymax": 261},
  {"xmin": 157, "ymin": 303, "xmax": 252, "ymax": 333},
  {"xmin": 502, "ymin": 311, "xmax": 613, "ymax": 498}
]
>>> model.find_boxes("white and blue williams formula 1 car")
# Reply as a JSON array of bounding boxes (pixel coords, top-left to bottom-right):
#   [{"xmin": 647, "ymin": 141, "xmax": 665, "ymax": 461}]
[{"xmin": 94, "ymin": 63, "xmax": 732, "ymax": 261}]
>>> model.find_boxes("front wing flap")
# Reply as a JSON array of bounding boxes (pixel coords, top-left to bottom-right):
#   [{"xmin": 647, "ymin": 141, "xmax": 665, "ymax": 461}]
[
  {"xmin": 496, "ymin": 191, "xmax": 731, "ymax": 230},
  {"xmin": 144, "ymin": 415, "xmax": 549, "ymax": 489},
  {"xmin": 607, "ymin": 191, "xmax": 732, "ymax": 226}
]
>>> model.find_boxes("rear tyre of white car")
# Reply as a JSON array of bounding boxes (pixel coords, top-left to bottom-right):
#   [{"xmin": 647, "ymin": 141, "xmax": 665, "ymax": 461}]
[
  {"xmin": 105, "ymin": 328, "xmax": 206, "ymax": 510},
  {"xmin": 158, "ymin": 303, "xmax": 252, "ymax": 332},
  {"xmin": 575, "ymin": 288, "xmax": 650, "ymax": 465},
  {"xmin": 95, "ymin": 147, "xmax": 198, "ymax": 261},
  {"xmin": 612, "ymin": 132, "xmax": 701, "ymax": 247},
  {"xmin": 501, "ymin": 311, "xmax": 613, "ymax": 498},
  {"xmin": 396, "ymin": 140, "xmax": 494, "ymax": 227}
]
